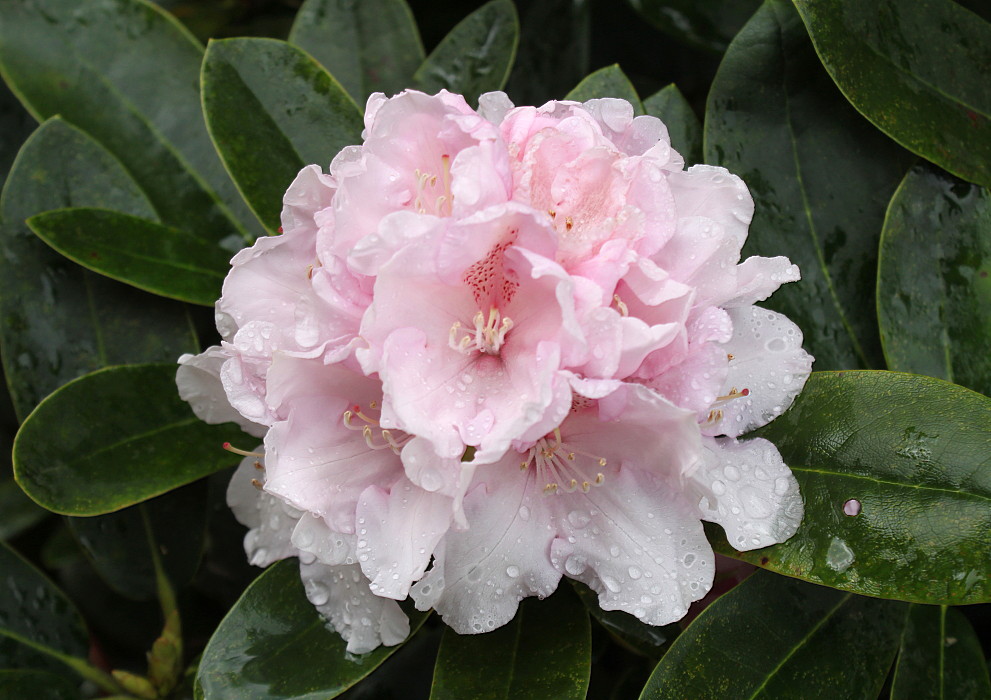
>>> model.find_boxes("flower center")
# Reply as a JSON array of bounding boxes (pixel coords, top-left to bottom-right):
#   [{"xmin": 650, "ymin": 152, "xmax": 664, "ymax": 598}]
[
  {"xmin": 413, "ymin": 154, "xmax": 453, "ymax": 216},
  {"xmin": 520, "ymin": 428, "xmax": 607, "ymax": 495},
  {"xmin": 449, "ymin": 306, "xmax": 514, "ymax": 356},
  {"xmin": 343, "ymin": 401, "xmax": 410, "ymax": 454}
]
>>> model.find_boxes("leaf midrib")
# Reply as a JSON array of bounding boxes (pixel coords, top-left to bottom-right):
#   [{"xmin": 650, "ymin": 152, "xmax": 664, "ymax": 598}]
[{"xmin": 791, "ymin": 464, "xmax": 991, "ymax": 503}]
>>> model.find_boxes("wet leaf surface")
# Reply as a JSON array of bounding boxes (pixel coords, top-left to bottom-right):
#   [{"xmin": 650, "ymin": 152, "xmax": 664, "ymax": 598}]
[{"xmin": 565, "ymin": 65, "xmax": 643, "ymax": 114}]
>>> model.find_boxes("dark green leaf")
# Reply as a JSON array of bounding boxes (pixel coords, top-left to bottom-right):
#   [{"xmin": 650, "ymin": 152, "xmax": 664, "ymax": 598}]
[
  {"xmin": 67, "ymin": 481, "xmax": 209, "ymax": 601},
  {"xmin": 0, "ymin": 669, "xmax": 80, "ymax": 699},
  {"xmin": 643, "ymin": 84, "xmax": 701, "ymax": 165},
  {"xmin": 626, "ymin": 0, "xmax": 760, "ymax": 52},
  {"xmin": 0, "ymin": 80, "xmax": 35, "ymax": 195},
  {"xmin": 793, "ymin": 0, "xmax": 991, "ymax": 188},
  {"xmin": 891, "ymin": 605, "xmax": 991, "ymax": 699},
  {"xmin": 639, "ymin": 572, "xmax": 907, "ymax": 699},
  {"xmin": 413, "ymin": 0, "xmax": 519, "ymax": 101},
  {"xmin": 289, "ymin": 0, "xmax": 424, "ymax": 103},
  {"xmin": 0, "ymin": 118, "xmax": 197, "ymax": 421},
  {"xmin": 201, "ymin": 37, "xmax": 364, "ymax": 230},
  {"xmin": 505, "ymin": 0, "xmax": 590, "ymax": 105},
  {"xmin": 0, "ymin": 541, "xmax": 90, "ymax": 682},
  {"xmin": 704, "ymin": 0, "xmax": 914, "ymax": 370},
  {"xmin": 13, "ymin": 363, "xmax": 243, "ymax": 515},
  {"xmin": 27, "ymin": 208, "xmax": 230, "ymax": 307},
  {"xmin": 0, "ymin": 479, "xmax": 48, "ymax": 540},
  {"xmin": 0, "ymin": 0, "xmax": 257, "ymax": 245},
  {"xmin": 565, "ymin": 65, "xmax": 643, "ymax": 114},
  {"xmin": 877, "ymin": 165, "xmax": 991, "ymax": 396},
  {"xmin": 710, "ymin": 371, "xmax": 991, "ymax": 605},
  {"xmin": 430, "ymin": 584, "xmax": 590, "ymax": 700},
  {"xmin": 195, "ymin": 559, "xmax": 428, "ymax": 699},
  {"xmin": 571, "ymin": 581, "xmax": 676, "ymax": 658}
]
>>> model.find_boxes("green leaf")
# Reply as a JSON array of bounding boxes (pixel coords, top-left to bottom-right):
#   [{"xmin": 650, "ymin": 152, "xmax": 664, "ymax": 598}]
[
  {"xmin": 565, "ymin": 65, "xmax": 643, "ymax": 114},
  {"xmin": 201, "ymin": 37, "xmax": 364, "ymax": 230},
  {"xmin": 0, "ymin": 0, "xmax": 257, "ymax": 245},
  {"xmin": 0, "ymin": 479, "xmax": 48, "ymax": 540},
  {"xmin": 704, "ymin": 0, "xmax": 914, "ymax": 370},
  {"xmin": 413, "ymin": 0, "xmax": 519, "ymax": 100},
  {"xmin": 793, "ymin": 0, "xmax": 991, "ymax": 188},
  {"xmin": 709, "ymin": 371, "xmax": 991, "ymax": 605},
  {"xmin": 626, "ymin": 0, "xmax": 760, "ymax": 52},
  {"xmin": 289, "ymin": 0, "xmax": 424, "ymax": 104},
  {"xmin": 430, "ymin": 585, "xmax": 590, "ymax": 700},
  {"xmin": 13, "ymin": 363, "xmax": 243, "ymax": 516},
  {"xmin": 639, "ymin": 572, "xmax": 907, "ymax": 699},
  {"xmin": 0, "ymin": 669, "xmax": 81, "ymax": 699},
  {"xmin": 27, "ymin": 208, "xmax": 230, "ymax": 307},
  {"xmin": 66, "ymin": 481, "xmax": 209, "ymax": 601},
  {"xmin": 0, "ymin": 118, "xmax": 198, "ymax": 421},
  {"xmin": 0, "ymin": 541, "xmax": 96, "ymax": 685},
  {"xmin": 195, "ymin": 559, "xmax": 428, "ymax": 699},
  {"xmin": 571, "ymin": 581, "xmax": 676, "ymax": 658},
  {"xmin": 505, "ymin": 0, "xmax": 591, "ymax": 105},
  {"xmin": 891, "ymin": 605, "xmax": 991, "ymax": 699},
  {"xmin": 643, "ymin": 84, "xmax": 702, "ymax": 165},
  {"xmin": 877, "ymin": 165, "xmax": 991, "ymax": 396}
]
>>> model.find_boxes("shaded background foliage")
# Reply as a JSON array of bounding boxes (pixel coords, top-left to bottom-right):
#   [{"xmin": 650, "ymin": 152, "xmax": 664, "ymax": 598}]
[{"xmin": 0, "ymin": 0, "xmax": 989, "ymax": 698}]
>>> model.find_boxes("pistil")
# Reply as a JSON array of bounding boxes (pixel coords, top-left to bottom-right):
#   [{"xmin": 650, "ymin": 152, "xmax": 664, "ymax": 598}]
[{"xmin": 449, "ymin": 306, "xmax": 514, "ymax": 356}]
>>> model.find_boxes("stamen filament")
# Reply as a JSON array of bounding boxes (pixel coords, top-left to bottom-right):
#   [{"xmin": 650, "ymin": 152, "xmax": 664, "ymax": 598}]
[{"xmin": 223, "ymin": 442, "xmax": 263, "ymax": 458}]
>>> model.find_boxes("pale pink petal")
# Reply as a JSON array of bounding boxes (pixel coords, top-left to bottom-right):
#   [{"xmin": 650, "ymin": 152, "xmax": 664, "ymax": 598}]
[
  {"xmin": 667, "ymin": 165, "xmax": 753, "ymax": 247},
  {"xmin": 723, "ymin": 255, "xmax": 801, "ymax": 308},
  {"xmin": 226, "ymin": 454, "xmax": 300, "ymax": 567},
  {"xmin": 176, "ymin": 347, "xmax": 266, "ymax": 438},
  {"xmin": 291, "ymin": 513, "xmax": 356, "ymax": 566},
  {"xmin": 477, "ymin": 91, "xmax": 515, "ymax": 125}
]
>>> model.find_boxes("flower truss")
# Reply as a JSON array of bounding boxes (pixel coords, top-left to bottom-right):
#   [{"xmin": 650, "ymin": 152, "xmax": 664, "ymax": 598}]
[{"xmin": 177, "ymin": 90, "xmax": 813, "ymax": 653}]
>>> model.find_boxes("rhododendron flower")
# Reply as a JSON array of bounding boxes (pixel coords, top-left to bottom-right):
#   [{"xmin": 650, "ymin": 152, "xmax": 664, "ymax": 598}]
[{"xmin": 177, "ymin": 89, "xmax": 813, "ymax": 654}]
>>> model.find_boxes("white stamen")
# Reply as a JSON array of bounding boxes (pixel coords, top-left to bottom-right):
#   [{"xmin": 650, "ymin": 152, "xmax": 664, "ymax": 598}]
[
  {"xmin": 520, "ymin": 431, "xmax": 607, "ymax": 496},
  {"xmin": 449, "ymin": 306, "xmax": 513, "ymax": 355}
]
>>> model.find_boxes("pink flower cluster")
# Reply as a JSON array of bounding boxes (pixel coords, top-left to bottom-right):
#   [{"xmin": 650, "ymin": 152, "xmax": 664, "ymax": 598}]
[{"xmin": 178, "ymin": 90, "xmax": 812, "ymax": 653}]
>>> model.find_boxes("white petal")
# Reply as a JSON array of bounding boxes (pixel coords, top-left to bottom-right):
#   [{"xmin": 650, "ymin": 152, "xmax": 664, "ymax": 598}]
[
  {"xmin": 226, "ymin": 455, "xmax": 300, "ymax": 567},
  {"xmin": 724, "ymin": 255, "xmax": 801, "ymax": 308},
  {"xmin": 299, "ymin": 560, "xmax": 409, "ymax": 654},
  {"xmin": 477, "ymin": 91, "xmax": 515, "ymax": 125},
  {"xmin": 550, "ymin": 467, "xmax": 713, "ymax": 626},
  {"xmin": 291, "ymin": 513, "xmax": 356, "ymax": 566},
  {"xmin": 176, "ymin": 348, "xmax": 266, "ymax": 438},
  {"xmin": 707, "ymin": 305, "xmax": 814, "ymax": 437},
  {"xmin": 691, "ymin": 437, "xmax": 803, "ymax": 551},
  {"xmin": 410, "ymin": 466, "xmax": 560, "ymax": 634}
]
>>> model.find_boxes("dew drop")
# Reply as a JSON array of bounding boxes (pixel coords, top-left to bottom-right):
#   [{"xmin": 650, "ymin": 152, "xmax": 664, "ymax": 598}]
[
  {"xmin": 506, "ymin": 565, "xmax": 520, "ymax": 578},
  {"xmin": 843, "ymin": 499, "xmax": 861, "ymax": 516}
]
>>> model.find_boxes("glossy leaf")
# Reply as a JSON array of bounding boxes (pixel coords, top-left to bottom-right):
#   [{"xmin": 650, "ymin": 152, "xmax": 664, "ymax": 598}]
[
  {"xmin": 0, "ymin": 81, "xmax": 35, "ymax": 194},
  {"xmin": 639, "ymin": 571, "xmax": 907, "ymax": 699},
  {"xmin": 505, "ymin": 0, "xmax": 590, "ymax": 105},
  {"xmin": 891, "ymin": 605, "xmax": 991, "ymax": 699},
  {"xmin": 0, "ymin": 670, "xmax": 80, "ymax": 699},
  {"xmin": 794, "ymin": 0, "xmax": 991, "ymax": 188},
  {"xmin": 289, "ymin": 0, "xmax": 424, "ymax": 104},
  {"xmin": 704, "ymin": 0, "xmax": 914, "ymax": 370},
  {"xmin": 877, "ymin": 165, "xmax": 991, "ymax": 396},
  {"xmin": 565, "ymin": 65, "xmax": 643, "ymax": 115},
  {"xmin": 709, "ymin": 371, "xmax": 991, "ymax": 605},
  {"xmin": 0, "ymin": 0, "xmax": 256, "ymax": 245},
  {"xmin": 571, "ymin": 581, "xmax": 676, "ymax": 659},
  {"xmin": 195, "ymin": 559, "xmax": 428, "ymax": 699},
  {"xmin": 626, "ymin": 0, "xmax": 760, "ymax": 52},
  {"xmin": 0, "ymin": 478, "xmax": 47, "ymax": 540},
  {"xmin": 201, "ymin": 38, "xmax": 363, "ymax": 230},
  {"xmin": 413, "ymin": 0, "xmax": 519, "ymax": 100},
  {"xmin": 0, "ymin": 542, "xmax": 91, "ymax": 682},
  {"xmin": 28, "ymin": 208, "xmax": 230, "ymax": 307},
  {"xmin": 430, "ymin": 585, "xmax": 590, "ymax": 700},
  {"xmin": 643, "ymin": 84, "xmax": 702, "ymax": 165},
  {"xmin": 13, "ymin": 363, "xmax": 243, "ymax": 516},
  {"xmin": 0, "ymin": 118, "xmax": 197, "ymax": 421},
  {"xmin": 66, "ymin": 481, "xmax": 209, "ymax": 600}
]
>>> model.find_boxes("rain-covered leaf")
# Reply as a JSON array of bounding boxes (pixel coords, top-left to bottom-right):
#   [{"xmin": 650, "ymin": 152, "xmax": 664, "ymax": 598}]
[
  {"xmin": 413, "ymin": 0, "xmax": 519, "ymax": 101},
  {"xmin": 66, "ymin": 481, "xmax": 209, "ymax": 600},
  {"xmin": 565, "ymin": 65, "xmax": 643, "ymax": 114},
  {"xmin": 0, "ymin": 119, "xmax": 197, "ymax": 421},
  {"xmin": 505, "ymin": 0, "xmax": 590, "ymax": 105},
  {"xmin": 891, "ymin": 605, "xmax": 991, "ymax": 699},
  {"xmin": 643, "ymin": 84, "xmax": 701, "ymax": 165},
  {"xmin": 430, "ymin": 585, "xmax": 591, "ymax": 700},
  {"xmin": 794, "ymin": 0, "xmax": 991, "ymax": 188},
  {"xmin": 0, "ymin": 479, "xmax": 47, "ymax": 540},
  {"xmin": 289, "ymin": 0, "xmax": 424, "ymax": 104},
  {"xmin": 201, "ymin": 37, "xmax": 363, "ymax": 230},
  {"xmin": 626, "ymin": 0, "xmax": 760, "ymax": 52},
  {"xmin": 0, "ymin": 669, "xmax": 80, "ymax": 699},
  {"xmin": 27, "ymin": 208, "xmax": 230, "ymax": 307},
  {"xmin": 877, "ymin": 164, "xmax": 991, "ymax": 396},
  {"xmin": 13, "ymin": 364, "xmax": 243, "ymax": 516},
  {"xmin": 639, "ymin": 571, "xmax": 906, "ymax": 699},
  {"xmin": 195, "ymin": 559, "xmax": 429, "ymax": 699},
  {"xmin": 709, "ymin": 371, "xmax": 991, "ymax": 605},
  {"xmin": 571, "ymin": 581, "xmax": 676, "ymax": 658},
  {"xmin": 0, "ymin": 0, "xmax": 257, "ymax": 245},
  {"xmin": 704, "ymin": 0, "xmax": 914, "ymax": 370}
]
